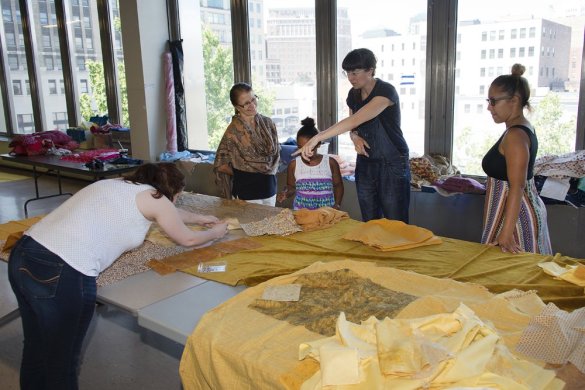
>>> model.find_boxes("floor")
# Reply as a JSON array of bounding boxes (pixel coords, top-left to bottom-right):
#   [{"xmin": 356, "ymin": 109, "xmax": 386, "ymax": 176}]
[{"xmin": 0, "ymin": 167, "xmax": 184, "ymax": 390}]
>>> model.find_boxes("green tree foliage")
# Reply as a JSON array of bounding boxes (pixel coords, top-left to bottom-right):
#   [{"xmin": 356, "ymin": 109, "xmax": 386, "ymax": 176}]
[
  {"xmin": 529, "ymin": 92, "xmax": 575, "ymax": 157},
  {"xmin": 79, "ymin": 60, "xmax": 129, "ymax": 126},
  {"xmin": 203, "ymin": 28, "xmax": 275, "ymax": 150},
  {"xmin": 203, "ymin": 28, "xmax": 234, "ymax": 149}
]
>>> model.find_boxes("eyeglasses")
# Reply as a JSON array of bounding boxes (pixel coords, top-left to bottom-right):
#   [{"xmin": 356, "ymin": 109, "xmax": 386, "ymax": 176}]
[
  {"xmin": 237, "ymin": 95, "xmax": 259, "ymax": 109},
  {"xmin": 342, "ymin": 69, "xmax": 368, "ymax": 78},
  {"xmin": 486, "ymin": 95, "xmax": 513, "ymax": 106}
]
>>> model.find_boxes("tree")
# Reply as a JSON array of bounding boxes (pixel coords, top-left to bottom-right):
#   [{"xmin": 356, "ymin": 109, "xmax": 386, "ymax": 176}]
[
  {"xmin": 529, "ymin": 92, "xmax": 575, "ymax": 157},
  {"xmin": 203, "ymin": 28, "xmax": 274, "ymax": 149},
  {"xmin": 79, "ymin": 60, "xmax": 129, "ymax": 127}
]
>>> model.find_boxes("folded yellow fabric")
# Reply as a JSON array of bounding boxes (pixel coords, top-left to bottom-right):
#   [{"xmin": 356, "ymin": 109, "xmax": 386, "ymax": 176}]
[
  {"xmin": 299, "ymin": 304, "xmax": 564, "ymax": 389},
  {"xmin": 342, "ymin": 219, "xmax": 442, "ymax": 251},
  {"xmin": 293, "ymin": 207, "xmax": 349, "ymax": 232}
]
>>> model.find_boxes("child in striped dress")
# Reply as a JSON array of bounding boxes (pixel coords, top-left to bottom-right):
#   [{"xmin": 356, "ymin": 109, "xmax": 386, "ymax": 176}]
[{"xmin": 277, "ymin": 117, "xmax": 344, "ymax": 210}]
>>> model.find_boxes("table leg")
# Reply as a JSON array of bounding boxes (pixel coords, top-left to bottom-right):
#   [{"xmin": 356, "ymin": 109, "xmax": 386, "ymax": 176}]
[{"xmin": 23, "ymin": 167, "xmax": 73, "ymax": 217}]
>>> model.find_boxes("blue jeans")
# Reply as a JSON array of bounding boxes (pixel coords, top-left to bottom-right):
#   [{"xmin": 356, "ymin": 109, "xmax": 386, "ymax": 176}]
[
  {"xmin": 8, "ymin": 235, "xmax": 96, "ymax": 390},
  {"xmin": 355, "ymin": 156, "xmax": 411, "ymax": 223}
]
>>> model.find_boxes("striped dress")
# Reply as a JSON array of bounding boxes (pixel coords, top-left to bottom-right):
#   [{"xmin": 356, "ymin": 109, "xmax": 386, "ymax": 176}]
[
  {"xmin": 293, "ymin": 155, "xmax": 335, "ymax": 210},
  {"xmin": 481, "ymin": 177, "xmax": 552, "ymax": 254}
]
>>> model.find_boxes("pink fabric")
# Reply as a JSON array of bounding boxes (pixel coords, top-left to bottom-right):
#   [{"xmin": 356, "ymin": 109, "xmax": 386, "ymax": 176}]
[
  {"xmin": 60, "ymin": 149, "xmax": 120, "ymax": 163},
  {"xmin": 9, "ymin": 130, "xmax": 78, "ymax": 156},
  {"xmin": 163, "ymin": 52, "xmax": 177, "ymax": 153}
]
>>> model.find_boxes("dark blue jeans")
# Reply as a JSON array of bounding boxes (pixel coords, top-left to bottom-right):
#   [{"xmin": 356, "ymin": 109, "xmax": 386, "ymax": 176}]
[
  {"xmin": 8, "ymin": 235, "xmax": 96, "ymax": 390},
  {"xmin": 355, "ymin": 156, "xmax": 411, "ymax": 223}
]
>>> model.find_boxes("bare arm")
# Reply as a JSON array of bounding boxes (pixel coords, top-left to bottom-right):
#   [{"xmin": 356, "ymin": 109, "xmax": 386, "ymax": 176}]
[
  {"xmin": 216, "ymin": 164, "xmax": 233, "ymax": 175},
  {"xmin": 177, "ymin": 208, "xmax": 221, "ymax": 227},
  {"xmin": 491, "ymin": 128, "xmax": 531, "ymax": 253},
  {"xmin": 277, "ymin": 160, "xmax": 297, "ymax": 203},
  {"xmin": 137, "ymin": 191, "xmax": 228, "ymax": 247},
  {"xmin": 295, "ymin": 96, "xmax": 392, "ymax": 159},
  {"xmin": 329, "ymin": 157, "xmax": 344, "ymax": 209}
]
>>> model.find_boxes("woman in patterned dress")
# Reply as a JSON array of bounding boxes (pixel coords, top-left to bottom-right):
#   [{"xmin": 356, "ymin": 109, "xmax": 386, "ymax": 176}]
[{"xmin": 481, "ymin": 64, "xmax": 552, "ymax": 254}]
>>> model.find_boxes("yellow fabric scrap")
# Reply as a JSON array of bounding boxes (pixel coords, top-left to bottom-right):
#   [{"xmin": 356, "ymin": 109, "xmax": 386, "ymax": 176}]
[
  {"xmin": 0, "ymin": 216, "xmax": 43, "ymax": 240},
  {"xmin": 538, "ymin": 261, "xmax": 585, "ymax": 287},
  {"xmin": 342, "ymin": 219, "xmax": 442, "ymax": 251},
  {"xmin": 299, "ymin": 304, "xmax": 563, "ymax": 390}
]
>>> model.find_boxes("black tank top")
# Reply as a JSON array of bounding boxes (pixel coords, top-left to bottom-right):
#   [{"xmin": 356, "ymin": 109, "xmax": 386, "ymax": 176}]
[{"xmin": 481, "ymin": 125, "xmax": 538, "ymax": 181}]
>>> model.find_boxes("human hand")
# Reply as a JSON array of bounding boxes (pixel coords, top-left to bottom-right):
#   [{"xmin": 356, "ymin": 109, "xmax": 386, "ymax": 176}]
[
  {"xmin": 210, "ymin": 221, "xmax": 229, "ymax": 240},
  {"xmin": 277, "ymin": 190, "xmax": 287, "ymax": 203},
  {"xmin": 351, "ymin": 133, "xmax": 370, "ymax": 157},
  {"xmin": 292, "ymin": 137, "xmax": 320, "ymax": 160},
  {"xmin": 489, "ymin": 231, "xmax": 523, "ymax": 254},
  {"xmin": 197, "ymin": 214, "xmax": 221, "ymax": 227}
]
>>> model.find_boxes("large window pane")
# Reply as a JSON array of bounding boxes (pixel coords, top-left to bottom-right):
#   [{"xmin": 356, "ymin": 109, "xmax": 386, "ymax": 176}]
[
  {"xmin": 2, "ymin": 0, "xmax": 34, "ymax": 133},
  {"xmin": 32, "ymin": 0, "xmax": 68, "ymax": 130},
  {"xmin": 336, "ymin": 0, "xmax": 427, "ymax": 163},
  {"xmin": 453, "ymin": 1, "xmax": 583, "ymax": 175},
  {"xmin": 110, "ymin": 0, "xmax": 128, "ymax": 126},
  {"xmin": 251, "ymin": 0, "xmax": 317, "ymax": 144},
  {"xmin": 180, "ymin": 0, "xmax": 234, "ymax": 150}
]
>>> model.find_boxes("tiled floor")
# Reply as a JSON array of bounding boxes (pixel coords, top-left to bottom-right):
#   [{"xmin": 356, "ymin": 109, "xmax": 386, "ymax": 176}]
[{"xmin": 0, "ymin": 167, "xmax": 183, "ymax": 390}]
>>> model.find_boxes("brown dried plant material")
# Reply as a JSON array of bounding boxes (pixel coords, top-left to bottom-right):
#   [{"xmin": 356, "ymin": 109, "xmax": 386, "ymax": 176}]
[{"xmin": 249, "ymin": 269, "xmax": 417, "ymax": 336}]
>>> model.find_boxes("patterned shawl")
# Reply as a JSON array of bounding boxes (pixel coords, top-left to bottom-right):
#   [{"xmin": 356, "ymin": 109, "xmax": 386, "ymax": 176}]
[{"xmin": 214, "ymin": 114, "xmax": 280, "ymax": 199}]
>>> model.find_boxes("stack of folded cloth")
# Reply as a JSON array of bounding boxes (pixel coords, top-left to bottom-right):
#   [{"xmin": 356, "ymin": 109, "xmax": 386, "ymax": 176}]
[
  {"xmin": 293, "ymin": 207, "xmax": 349, "ymax": 231},
  {"xmin": 342, "ymin": 219, "xmax": 442, "ymax": 251}
]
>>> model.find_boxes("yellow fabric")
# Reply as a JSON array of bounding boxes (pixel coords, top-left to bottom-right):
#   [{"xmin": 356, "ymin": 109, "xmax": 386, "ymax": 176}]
[
  {"xmin": 0, "ymin": 216, "xmax": 43, "ymax": 240},
  {"xmin": 180, "ymin": 219, "xmax": 585, "ymax": 310},
  {"xmin": 179, "ymin": 260, "xmax": 565, "ymax": 390},
  {"xmin": 299, "ymin": 305, "xmax": 562, "ymax": 389},
  {"xmin": 293, "ymin": 207, "xmax": 349, "ymax": 232},
  {"xmin": 538, "ymin": 261, "xmax": 585, "ymax": 287},
  {"xmin": 342, "ymin": 219, "xmax": 442, "ymax": 251}
]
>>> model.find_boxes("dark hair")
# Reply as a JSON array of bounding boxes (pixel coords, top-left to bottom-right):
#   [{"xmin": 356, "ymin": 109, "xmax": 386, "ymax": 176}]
[
  {"xmin": 342, "ymin": 48, "xmax": 377, "ymax": 76},
  {"xmin": 491, "ymin": 63, "xmax": 531, "ymax": 110},
  {"xmin": 296, "ymin": 117, "xmax": 319, "ymax": 140},
  {"xmin": 124, "ymin": 162, "xmax": 185, "ymax": 201},
  {"xmin": 230, "ymin": 82, "xmax": 253, "ymax": 114}
]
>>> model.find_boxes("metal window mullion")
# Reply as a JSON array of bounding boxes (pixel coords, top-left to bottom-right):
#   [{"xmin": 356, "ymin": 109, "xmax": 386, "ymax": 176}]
[
  {"xmin": 97, "ymin": 0, "xmax": 121, "ymax": 124},
  {"xmin": 576, "ymin": 28, "xmax": 585, "ymax": 150},
  {"xmin": 55, "ymin": 0, "xmax": 80, "ymax": 127},
  {"xmin": 424, "ymin": 0, "xmax": 457, "ymax": 158},
  {"xmin": 230, "ymin": 0, "xmax": 250, "ymax": 83},
  {"xmin": 167, "ymin": 0, "xmax": 180, "ymax": 42},
  {"xmin": 315, "ymin": 0, "xmax": 337, "ymax": 153},
  {"xmin": 19, "ymin": 0, "xmax": 47, "ymax": 132},
  {"xmin": 0, "ymin": 14, "xmax": 17, "ymax": 135}
]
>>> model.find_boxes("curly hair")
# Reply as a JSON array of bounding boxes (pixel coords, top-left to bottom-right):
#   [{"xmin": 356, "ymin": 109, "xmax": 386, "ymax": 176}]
[{"xmin": 124, "ymin": 162, "xmax": 185, "ymax": 201}]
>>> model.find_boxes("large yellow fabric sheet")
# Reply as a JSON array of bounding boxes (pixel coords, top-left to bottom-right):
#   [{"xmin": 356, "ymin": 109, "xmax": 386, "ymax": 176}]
[
  {"xmin": 179, "ymin": 260, "xmax": 562, "ymax": 390},
  {"xmin": 181, "ymin": 219, "xmax": 585, "ymax": 310}
]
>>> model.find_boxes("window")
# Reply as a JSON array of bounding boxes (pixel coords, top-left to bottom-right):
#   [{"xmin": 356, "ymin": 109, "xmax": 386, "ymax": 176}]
[
  {"xmin": 52, "ymin": 112, "xmax": 68, "ymax": 129},
  {"xmin": 48, "ymin": 79, "xmax": 57, "ymax": 94},
  {"xmin": 454, "ymin": 0, "xmax": 583, "ymax": 175},
  {"xmin": 8, "ymin": 54, "xmax": 18, "ymax": 70},
  {"xmin": 80, "ymin": 79, "xmax": 89, "ymax": 93},
  {"xmin": 45, "ymin": 55, "xmax": 54, "ymax": 70},
  {"xmin": 60, "ymin": 79, "xmax": 65, "ymax": 94},
  {"xmin": 12, "ymin": 80, "xmax": 22, "ymax": 95},
  {"xmin": 336, "ymin": 0, "xmax": 427, "ymax": 159},
  {"xmin": 25, "ymin": 80, "xmax": 30, "ymax": 95},
  {"xmin": 17, "ymin": 114, "xmax": 34, "ymax": 132}
]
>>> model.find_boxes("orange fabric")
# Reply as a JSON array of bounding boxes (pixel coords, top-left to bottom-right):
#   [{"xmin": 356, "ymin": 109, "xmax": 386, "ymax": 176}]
[
  {"xmin": 293, "ymin": 207, "xmax": 349, "ymax": 232},
  {"xmin": 342, "ymin": 219, "xmax": 442, "ymax": 251}
]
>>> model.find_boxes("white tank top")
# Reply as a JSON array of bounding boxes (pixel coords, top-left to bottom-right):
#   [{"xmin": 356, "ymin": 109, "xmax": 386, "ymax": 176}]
[
  {"xmin": 27, "ymin": 178, "xmax": 154, "ymax": 276},
  {"xmin": 294, "ymin": 154, "xmax": 332, "ymax": 181}
]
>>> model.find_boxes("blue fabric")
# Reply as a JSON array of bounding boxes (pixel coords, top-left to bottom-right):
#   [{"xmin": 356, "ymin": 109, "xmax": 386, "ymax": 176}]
[{"xmin": 8, "ymin": 235, "xmax": 97, "ymax": 390}]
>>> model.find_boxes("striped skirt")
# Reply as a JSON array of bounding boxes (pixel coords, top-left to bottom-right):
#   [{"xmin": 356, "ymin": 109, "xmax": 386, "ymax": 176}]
[{"xmin": 481, "ymin": 177, "xmax": 552, "ymax": 255}]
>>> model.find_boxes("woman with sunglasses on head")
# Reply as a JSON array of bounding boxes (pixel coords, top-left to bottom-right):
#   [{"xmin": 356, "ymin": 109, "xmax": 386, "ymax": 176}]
[
  {"xmin": 296, "ymin": 48, "xmax": 411, "ymax": 223},
  {"xmin": 481, "ymin": 63, "xmax": 552, "ymax": 254},
  {"xmin": 214, "ymin": 82, "xmax": 280, "ymax": 206}
]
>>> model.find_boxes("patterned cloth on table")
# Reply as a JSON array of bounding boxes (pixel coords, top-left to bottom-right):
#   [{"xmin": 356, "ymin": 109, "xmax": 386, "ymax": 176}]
[
  {"xmin": 293, "ymin": 155, "xmax": 335, "ymax": 210},
  {"xmin": 481, "ymin": 177, "xmax": 552, "ymax": 255},
  {"xmin": 240, "ymin": 208, "xmax": 302, "ymax": 236},
  {"xmin": 516, "ymin": 303, "xmax": 585, "ymax": 374}
]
